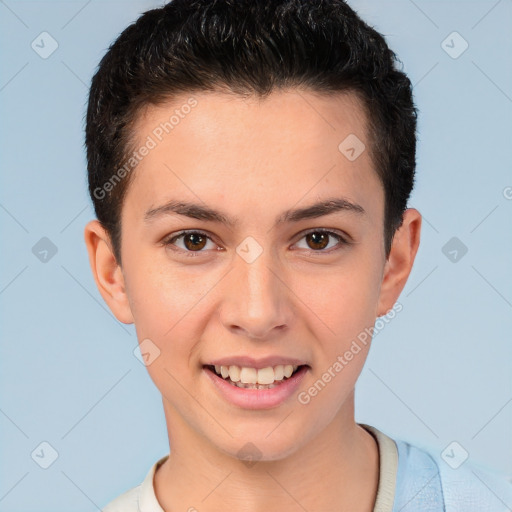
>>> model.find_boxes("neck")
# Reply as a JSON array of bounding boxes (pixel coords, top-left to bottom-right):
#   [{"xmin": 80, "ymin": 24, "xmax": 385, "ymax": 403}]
[{"xmin": 155, "ymin": 394, "xmax": 379, "ymax": 512}]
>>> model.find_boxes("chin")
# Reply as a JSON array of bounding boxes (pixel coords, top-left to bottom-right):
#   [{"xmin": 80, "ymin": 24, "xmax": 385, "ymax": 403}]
[{"xmin": 212, "ymin": 423, "xmax": 309, "ymax": 464}]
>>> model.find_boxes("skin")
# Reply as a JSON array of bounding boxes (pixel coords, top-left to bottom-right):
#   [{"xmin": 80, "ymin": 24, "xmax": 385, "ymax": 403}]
[{"xmin": 84, "ymin": 89, "xmax": 421, "ymax": 512}]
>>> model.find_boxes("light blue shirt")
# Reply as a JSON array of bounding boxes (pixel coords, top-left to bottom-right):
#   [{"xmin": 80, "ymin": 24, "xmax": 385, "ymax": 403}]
[{"xmin": 379, "ymin": 427, "xmax": 512, "ymax": 511}]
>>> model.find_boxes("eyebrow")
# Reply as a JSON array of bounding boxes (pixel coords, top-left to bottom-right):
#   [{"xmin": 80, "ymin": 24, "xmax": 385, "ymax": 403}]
[{"xmin": 144, "ymin": 197, "xmax": 366, "ymax": 227}]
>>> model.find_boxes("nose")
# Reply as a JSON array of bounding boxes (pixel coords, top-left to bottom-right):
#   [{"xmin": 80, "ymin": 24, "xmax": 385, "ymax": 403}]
[{"xmin": 218, "ymin": 246, "xmax": 292, "ymax": 340}]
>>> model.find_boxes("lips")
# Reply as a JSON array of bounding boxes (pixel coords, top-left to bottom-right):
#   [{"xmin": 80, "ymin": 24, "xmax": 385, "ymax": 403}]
[{"xmin": 203, "ymin": 363, "xmax": 309, "ymax": 409}]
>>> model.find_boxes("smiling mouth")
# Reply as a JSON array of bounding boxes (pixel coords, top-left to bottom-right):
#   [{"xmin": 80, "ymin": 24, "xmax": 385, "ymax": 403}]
[{"xmin": 204, "ymin": 364, "xmax": 307, "ymax": 389}]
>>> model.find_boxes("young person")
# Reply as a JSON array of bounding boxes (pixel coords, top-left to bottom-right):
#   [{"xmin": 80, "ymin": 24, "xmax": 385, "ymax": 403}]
[{"xmin": 83, "ymin": 1, "xmax": 512, "ymax": 510}]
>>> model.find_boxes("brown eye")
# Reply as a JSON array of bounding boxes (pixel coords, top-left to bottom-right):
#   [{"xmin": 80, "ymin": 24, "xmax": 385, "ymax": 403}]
[
  {"xmin": 163, "ymin": 230, "xmax": 216, "ymax": 255},
  {"xmin": 183, "ymin": 232, "xmax": 207, "ymax": 251},
  {"xmin": 305, "ymin": 232, "xmax": 330, "ymax": 250},
  {"xmin": 294, "ymin": 229, "xmax": 347, "ymax": 253}
]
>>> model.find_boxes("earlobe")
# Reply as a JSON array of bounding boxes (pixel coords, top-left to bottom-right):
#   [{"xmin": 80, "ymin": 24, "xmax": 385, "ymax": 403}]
[
  {"xmin": 376, "ymin": 208, "xmax": 422, "ymax": 317},
  {"xmin": 83, "ymin": 220, "xmax": 135, "ymax": 324}
]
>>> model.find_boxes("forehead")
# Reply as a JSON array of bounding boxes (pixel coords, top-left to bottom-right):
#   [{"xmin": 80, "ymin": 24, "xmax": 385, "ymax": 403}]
[
  {"xmin": 122, "ymin": 88, "xmax": 382, "ymax": 227},
  {"xmin": 133, "ymin": 88, "xmax": 370, "ymax": 151}
]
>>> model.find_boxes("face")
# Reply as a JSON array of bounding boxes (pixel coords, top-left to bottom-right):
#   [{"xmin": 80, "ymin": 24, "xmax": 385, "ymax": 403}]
[{"xmin": 89, "ymin": 89, "xmax": 408, "ymax": 461}]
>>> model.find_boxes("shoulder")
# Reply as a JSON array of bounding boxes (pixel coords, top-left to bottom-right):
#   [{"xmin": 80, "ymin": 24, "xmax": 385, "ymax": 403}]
[
  {"xmin": 430, "ymin": 448, "xmax": 512, "ymax": 512},
  {"xmin": 102, "ymin": 484, "xmax": 141, "ymax": 512},
  {"xmin": 393, "ymin": 436, "xmax": 512, "ymax": 512},
  {"xmin": 101, "ymin": 454, "xmax": 168, "ymax": 512}
]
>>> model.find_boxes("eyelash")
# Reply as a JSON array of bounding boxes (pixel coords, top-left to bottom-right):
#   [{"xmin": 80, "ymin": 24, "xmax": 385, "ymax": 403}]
[{"xmin": 161, "ymin": 228, "xmax": 349, "ymax": 258}]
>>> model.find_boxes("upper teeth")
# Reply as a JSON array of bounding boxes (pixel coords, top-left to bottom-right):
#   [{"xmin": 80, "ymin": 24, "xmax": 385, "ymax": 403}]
[{"xmin": 214, "ymin": 364, "xmax": 298, "ymax": 384}]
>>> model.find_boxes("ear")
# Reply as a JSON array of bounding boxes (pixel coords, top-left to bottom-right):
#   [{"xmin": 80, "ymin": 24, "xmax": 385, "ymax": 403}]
[
  {"xmin": 83, "ymin": 219, "xmax": 134, "ymax": 324},
  {"xmin": 376, "ymin": 208, "xmax": 422, "ymax": 317}
]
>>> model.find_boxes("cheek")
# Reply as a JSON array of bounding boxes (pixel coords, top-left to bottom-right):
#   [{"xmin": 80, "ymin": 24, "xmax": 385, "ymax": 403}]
[
  {"xmin": 300, "ymin": 247, "xmax": 383, "ymax": 412},
  {"xmin": 124, "ymin": 256, "xmax": 227, "ymax": 377},
  {"xmin": 126, "ymin": 252, "xmax": 208, "ymax": 329},
  {"xmin": 290, "ymin": 248, "xmax": 384, "ymax": 346}
]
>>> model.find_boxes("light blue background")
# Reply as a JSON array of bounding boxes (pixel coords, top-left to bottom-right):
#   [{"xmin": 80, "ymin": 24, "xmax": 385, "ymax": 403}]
[{"xmin": 1, "ymin": 0, "xmax": 511, "ymax": 510}]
